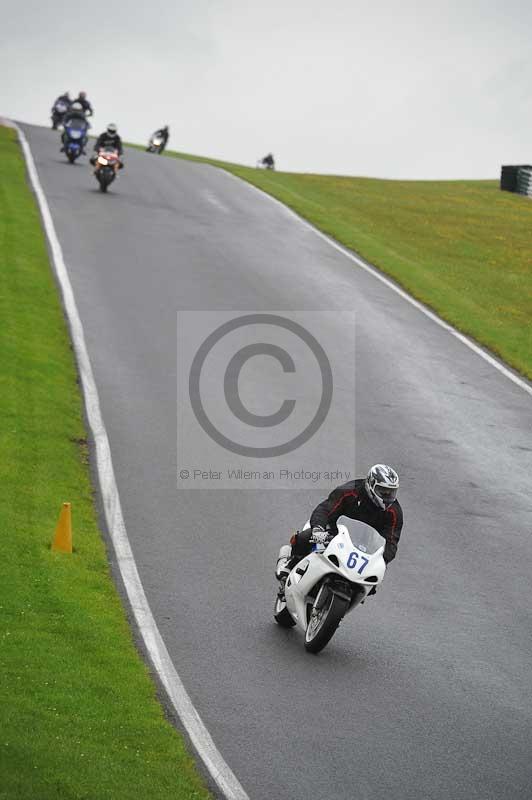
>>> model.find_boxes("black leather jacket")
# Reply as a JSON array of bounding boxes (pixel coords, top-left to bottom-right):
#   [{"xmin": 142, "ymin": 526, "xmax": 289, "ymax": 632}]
[
  {"xmin": 310, "ymin": 478, "xmax": 403, "ymax": 563},
  {"xmin": 74, "ymin": 96, "xmax": 93, "ymax": 115},
  {"xmin": 153, "ymin": 128, "xmax": 169, "ymax": 143},
  {"xmin": 94, "ymin": 132, "xmax": 123, "ymax": 155}
]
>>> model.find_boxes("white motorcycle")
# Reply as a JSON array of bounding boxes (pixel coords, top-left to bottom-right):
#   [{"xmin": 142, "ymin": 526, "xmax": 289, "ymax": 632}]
[
  {"xmin": 146, "ymin": 133, "xmax": 166, "ymax": 154},
  {"xmin": 274, "ymin": 518, "xmax": 386, "ymax": 653},
  {"xmin": 51, "ymin": 99, "xmax": 69, "ymax": 130}
]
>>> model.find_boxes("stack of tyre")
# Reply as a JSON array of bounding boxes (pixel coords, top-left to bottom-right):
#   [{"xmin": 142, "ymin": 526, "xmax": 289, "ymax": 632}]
[{"xmin": 500, "ymin": 164, "xmax": 532, "ymax": 197}]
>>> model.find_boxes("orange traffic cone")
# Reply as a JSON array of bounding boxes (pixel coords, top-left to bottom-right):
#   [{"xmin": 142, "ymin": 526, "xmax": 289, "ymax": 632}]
[{"xmin": 52, "ymin": 502, "xmax": 72, "ymax": 553}]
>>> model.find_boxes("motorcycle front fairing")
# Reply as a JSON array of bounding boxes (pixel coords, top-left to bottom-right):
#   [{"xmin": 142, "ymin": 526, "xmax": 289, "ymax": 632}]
[
  {"xmin": 65, "ymin": 120, "xmax": 88, "ymax": 148},
  {"xmin": 66, "ymin": 129, "xmax": 83, "ymax": 142},
  {"xmin": 284, "ymin": 519, "xmax": 386, "ymax": 630}
]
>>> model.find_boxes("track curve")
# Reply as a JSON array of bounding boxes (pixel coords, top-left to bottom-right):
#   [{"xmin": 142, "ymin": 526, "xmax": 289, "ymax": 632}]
[{"xmin": 22, "ymin": 123, "xmax": 532, "ymax": 800}]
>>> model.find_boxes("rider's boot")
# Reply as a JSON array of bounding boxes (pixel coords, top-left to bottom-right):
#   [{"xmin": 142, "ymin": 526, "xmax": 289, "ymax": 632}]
[{"xmin": 275, "ymin": 544, "xmax": 292, "ymax": 581}]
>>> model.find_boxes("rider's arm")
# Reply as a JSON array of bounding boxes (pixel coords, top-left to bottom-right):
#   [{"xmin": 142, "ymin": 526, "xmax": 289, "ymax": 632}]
[
  {"xmin": 310, "ymin": 495, "xmax": 332, "ymax": 530},
  {"xmin": 116, "ymin": 137, "xmax": 123, "ymax": 155},
  {"xmin": 380, "ymin": 502, "xmax": 403, "ymax": 563},
  {"xmin": 310, "ymin": 482, "xmax": 358, "ymax": 531}
]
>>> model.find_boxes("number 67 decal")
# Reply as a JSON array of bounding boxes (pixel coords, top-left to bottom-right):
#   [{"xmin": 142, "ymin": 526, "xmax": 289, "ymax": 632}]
[{"xmin": 346, "ymin": 550, "xmax": 369, "ymax": 574}]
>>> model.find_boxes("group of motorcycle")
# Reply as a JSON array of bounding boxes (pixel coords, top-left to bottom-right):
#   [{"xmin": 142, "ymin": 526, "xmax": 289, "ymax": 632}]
[
  {"xmin": 52, "ymin": 92, "xmax": 382, "ymax": 655},
  {"xmin": 51, "ymin": 93, "xmax": 169, "ymax": 193},
  {"xmin": 51, "ymin": 94, "xmax": 115, "ymax": 192},
  {"xmin": 52, "ymin": 100, "xmax": 91, "ymax": 166},
  {"xmin": 51, "ymin": 94, "xmax": 385, "ymax": 657}
]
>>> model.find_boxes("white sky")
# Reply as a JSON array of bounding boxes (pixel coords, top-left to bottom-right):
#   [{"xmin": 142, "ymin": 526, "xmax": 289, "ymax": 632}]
[{"xmin": 2, "ymin": 0, "xmax": 532, "ymax": 178}]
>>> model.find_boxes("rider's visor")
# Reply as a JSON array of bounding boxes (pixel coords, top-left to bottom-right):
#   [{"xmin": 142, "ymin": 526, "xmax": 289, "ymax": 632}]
[{"xmin": 375, "ymin": 485, "xmax": 397, "ymax": 505}]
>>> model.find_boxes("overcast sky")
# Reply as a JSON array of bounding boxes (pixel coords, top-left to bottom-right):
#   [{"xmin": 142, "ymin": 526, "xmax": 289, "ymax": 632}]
[{"xmin": 2, "ymin": 0, "xmax": 532, "ymax": 178}]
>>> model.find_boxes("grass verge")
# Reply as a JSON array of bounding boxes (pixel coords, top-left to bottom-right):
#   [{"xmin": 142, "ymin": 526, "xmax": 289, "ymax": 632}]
[
  {"xmin": 162, "ymin": 148, "xmax": 532, "ymax": 380},
  {"xmin": 0, "ymin": 125, "xmax": 211, "ymax": 799}
]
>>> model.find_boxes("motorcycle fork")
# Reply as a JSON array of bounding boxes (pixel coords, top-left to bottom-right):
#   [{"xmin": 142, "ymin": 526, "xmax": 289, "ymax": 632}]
[
  {"xmin": 313, "ymin": 583, "xmax": 329, "ymax": 611},
  {"xmin": 315, "ymin": 577, "xmax": 352, "ymax": 610}
]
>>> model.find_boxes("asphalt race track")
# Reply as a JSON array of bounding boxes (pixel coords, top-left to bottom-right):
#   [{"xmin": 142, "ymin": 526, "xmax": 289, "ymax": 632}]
[{"xmin": 22, "ymin": 123, "xmax": 532, "ymax": 800}]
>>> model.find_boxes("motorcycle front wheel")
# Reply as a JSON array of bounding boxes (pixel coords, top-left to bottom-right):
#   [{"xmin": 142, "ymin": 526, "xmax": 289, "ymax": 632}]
[{"xmin": 304, "ymin": 590, "xmax": 348, "ymax": 653}]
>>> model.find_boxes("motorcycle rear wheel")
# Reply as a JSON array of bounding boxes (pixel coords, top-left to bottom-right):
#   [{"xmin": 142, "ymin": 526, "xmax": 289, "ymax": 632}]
[
  {"xmin": 304, "ymin": 591, "xmax": 348, "ymax": 653},
  {"xmin": 274, "ymin": 594, "xmax": 296, "ymax": 628}
]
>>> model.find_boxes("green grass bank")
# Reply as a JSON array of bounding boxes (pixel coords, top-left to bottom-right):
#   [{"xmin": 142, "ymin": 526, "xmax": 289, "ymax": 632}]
[
  {"xmin": 0, "ymin": 126, "xmax": 211, "ymax": 799},
  {"xmin": 165, "ymin": 149, "xmax": 532, "ymax": 381}
]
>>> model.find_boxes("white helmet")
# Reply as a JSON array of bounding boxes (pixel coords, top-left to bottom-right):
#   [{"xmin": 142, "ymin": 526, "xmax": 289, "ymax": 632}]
[
  {"xmin": 107, "ymin": 123, "xmax": 117, "ymax": 134},
  {"xmin": 365, "ymin": 464, "xmax": 399, "ymax": 510}
]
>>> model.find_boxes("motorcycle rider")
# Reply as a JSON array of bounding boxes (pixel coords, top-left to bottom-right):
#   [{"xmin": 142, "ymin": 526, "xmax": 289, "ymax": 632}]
[
  {"xmin": 52, "ymin": 91, "xmax": 71, "ymax": 110},
  {"xmin": 51, "ymin": 92, "xmax": 71, "ymax": 128},
  {"xmin": 73, "ymin": 91, "xmax": 93, "ymax": 117},
  {"xmin": 60, "ymin": 101, "xmax": 89, "ymax": 152},
  {"xmin": 276, "ymin": 465, "xmax": 403, "ymax": 594},
  {"xmin": 91, "ymin": 123, "xmax": 124, "ymax": 167},
  {"xmin": 152, "ymin": 124, "xmax": 169, "ymax": 150},
  {"xmin": 261, "ymin": 153, "xmax": 275, "ymax": 169}
]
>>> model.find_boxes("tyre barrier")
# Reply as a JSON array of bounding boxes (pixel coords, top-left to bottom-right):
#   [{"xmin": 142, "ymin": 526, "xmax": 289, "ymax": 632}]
[
  {"xmin": 516, "ymin": 168, "xmax": 532, "ymax": 197},
  {"xmin": 500, "ymin": 164, "xmax": 532, "ymax": 197}
]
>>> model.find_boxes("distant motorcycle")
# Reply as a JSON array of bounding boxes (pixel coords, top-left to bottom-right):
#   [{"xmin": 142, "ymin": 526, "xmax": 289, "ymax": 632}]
[
  {"xmin": 93, "ymin": 148, "xmax": 121, "ymax": 192},
  {"xmin": 256, "ymin": 154, "xmax": 275, "ymax": 171},
  {"xmin": 63, "ymin": 118, "xmax": 89, "ymax": 163},
  {"xmin": 146, "ymin": 133, "xmax": 166, "ymax": 154},
  {"xmin": 51, "ymin": 99, "xmax": 70, "ymax": 130},
  {"xmin": 274, "ymin": 518, "xmax": 386, "ymax": 653}
]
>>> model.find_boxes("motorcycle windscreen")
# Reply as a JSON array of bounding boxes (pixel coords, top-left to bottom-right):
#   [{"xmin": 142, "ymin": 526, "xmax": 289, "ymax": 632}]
[
  {"xmin": 68, "ymin": 118, "xmax": 88, "ymax": 131},
  {"xmin": 336, "ymin": 517, "xmax": 386, "ymax": 555}
]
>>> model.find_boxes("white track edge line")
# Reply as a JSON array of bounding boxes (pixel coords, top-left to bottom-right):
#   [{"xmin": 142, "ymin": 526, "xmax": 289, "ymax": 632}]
[
  {"xmin": 216, "ymin": 166, "xmax": 532, "ymax": 398},
  {"xmin": 13, "ymin": 123, "xmax": 249, "ymax": 800}
]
